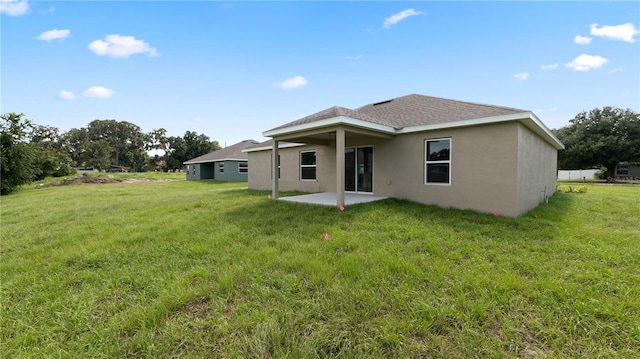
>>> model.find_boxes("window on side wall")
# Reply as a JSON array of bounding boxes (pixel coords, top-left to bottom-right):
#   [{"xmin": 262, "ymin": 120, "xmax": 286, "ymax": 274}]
[
  {"xmin": 238, "ymin": 161, "xmax": 248, "ymax": 173},
  {"xmin": 219, "ymin": 163, "xmax": 224, "ymax": 174},
  {"xmin": 425, "ymin": 138, "xmax": 451, "ymax": 185},
  {"xmin": 300, "ymin": 151, "xmax": 317, "ymax": 180}
]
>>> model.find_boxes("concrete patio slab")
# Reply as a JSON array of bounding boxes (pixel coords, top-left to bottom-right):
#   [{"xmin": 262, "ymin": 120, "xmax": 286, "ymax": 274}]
[{"xmin": 279, "ymin": 192, "xmax": 387, "ymax": 206}]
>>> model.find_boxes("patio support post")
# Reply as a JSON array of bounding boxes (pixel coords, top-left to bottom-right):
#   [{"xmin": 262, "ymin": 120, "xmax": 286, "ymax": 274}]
[
  {"xmin": 272, "ymin": 139, "xmax": 279, "ymax": 200},
  {"xmin": 336, "ymin": 127, "xmax": 345, "ymax": 207}
]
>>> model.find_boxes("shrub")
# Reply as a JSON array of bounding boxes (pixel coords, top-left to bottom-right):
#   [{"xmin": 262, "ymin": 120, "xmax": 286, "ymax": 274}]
[
  {"xmin": 557, "ymin": 185, "xmax": 587, "ymax": 193},
  {"xmin": 595, "ymin": 166, "xmax": 608, "ymax": 180}
]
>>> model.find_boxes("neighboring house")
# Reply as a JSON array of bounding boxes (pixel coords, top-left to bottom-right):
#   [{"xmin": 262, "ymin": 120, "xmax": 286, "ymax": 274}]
[
  {"xmin": 184, "ymin": 139, "xmax": 259, "ymax": 181},
  {"xmin": 245, "ymin": 94, "xmax": 564, "ymax": 217},
  {"xmin": 615, "ymin": 162, "xmax": 640, "ymax": 180}
]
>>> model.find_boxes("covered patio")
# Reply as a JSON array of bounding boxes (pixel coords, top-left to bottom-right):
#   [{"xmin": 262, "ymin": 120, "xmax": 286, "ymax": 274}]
[{"xmin": 279, "ymin": 192, "xmax": 387, "ymax": 206}]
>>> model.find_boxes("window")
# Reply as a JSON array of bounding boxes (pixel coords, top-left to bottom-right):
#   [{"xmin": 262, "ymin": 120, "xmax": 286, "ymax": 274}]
[
  {"xmin": 425, "ymin": 139, "xmax": 451, "ymax": 185},
  {"xmin": 300, "ymin": 151, "xmax": 317, "ymax": 180},
  {"xmin": 219, "ymin": 162, "xmax": 224, "ymax": 174},
  {"xmin": 238, "ymin": 161, "xmax": 248, "ymax": 173}
]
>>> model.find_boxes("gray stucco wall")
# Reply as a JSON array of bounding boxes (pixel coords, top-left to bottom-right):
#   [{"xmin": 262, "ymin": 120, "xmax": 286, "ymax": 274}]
[
  {"xmin": 374, "ymin": 122, "xmax": 520, "ymax": 216},
  {"xmin": 516, "ymin": 123, "xmax": 558, "ymax": 216},
  {"xmin": 247, "ymin": 145, "xmax": 333, "ymax": 192},
  {"xmin": 186, "ymin": 163, "xmax": 215, "ymax": 180}
]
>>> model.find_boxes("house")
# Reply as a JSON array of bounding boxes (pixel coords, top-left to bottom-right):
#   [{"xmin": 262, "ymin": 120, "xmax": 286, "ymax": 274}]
[
  {"xmin": 615, "ymin": 162, "xmax": 640, "ymax": 180},
  {"xmin": 184, "ymin": 139, "xmax": 259, "ymax": 181},
  {"xmin": 245, "ymin": 94, "xmax": 564, "ymax": 217}
]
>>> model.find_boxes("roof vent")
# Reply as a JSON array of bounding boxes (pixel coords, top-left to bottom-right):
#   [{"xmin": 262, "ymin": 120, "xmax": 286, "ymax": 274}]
[{"xmin": 372, "ymin": 99, "xmax": 393, "ymax": 106}]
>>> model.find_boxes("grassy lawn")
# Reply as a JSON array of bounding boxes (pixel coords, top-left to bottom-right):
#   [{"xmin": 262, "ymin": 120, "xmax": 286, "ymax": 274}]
[{"xmin": 2, "ymin": 178, "xmax": 639, "ymax": 357}]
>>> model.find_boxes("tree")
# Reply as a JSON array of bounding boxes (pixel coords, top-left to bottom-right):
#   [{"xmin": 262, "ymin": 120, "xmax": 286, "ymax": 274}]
[
  {"xmin": 166, "ymin": 136, "xmax": 187, "ymax": 171},
  {"xmin": 183, "ymin": 131, "xmax": 218, "ymax": 161},
  {"xmin": 86, "ymin": 120, "xmax": 148, "ymax": 169},
  {"xmin": 60, "ymin": 127, "xmax": 89, "ymax": 166},
  {"xmin": 29, "ymin": 124, "xmax": 61, "ymax": 151},
  {"xmin": 164, "ymin": 131, "xmax": 220, "ymax": 171},
  {"xmin": 29, "ymin": 124, "xmax": 75, "ymax": 179},
  {"xmin": 553, "ymin": 107, "xmax": 640, "ymax": 178},
  {"xmin": 30, "ymin": 144, "xmax": 75, "ymax": 180},
  {"xmin": 1, "ymin": 113, "xmax": 36, "ymax": 195},
  {"xmin": 147, "ymin": 128, "xmax": 170, "ymax": 154},
  {"xmin": 85, "ymin": 140, "xmax": 112, "ymax": 171}
]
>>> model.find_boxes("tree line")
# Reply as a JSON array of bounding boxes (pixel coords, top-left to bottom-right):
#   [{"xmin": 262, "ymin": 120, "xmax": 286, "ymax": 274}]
[
  {"xmin": 1, "ymin": 112, "xmax": 220, "ymax": 194},
  {"xmin": 3, "ymin": 107, "xmax": 639, "ymax": 195},
  {"xmin": 552, "ymin": 106, "xmax": 639, "ymax": 179}
]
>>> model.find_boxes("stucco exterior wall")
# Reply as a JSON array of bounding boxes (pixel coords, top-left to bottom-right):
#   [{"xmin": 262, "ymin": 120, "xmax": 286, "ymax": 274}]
[
  {"xmin": 220, "ymin": 160, "xmax": 248, "ymax": 182},
  {"xmin": 248, "ymin": 151, "xmax": 272, "ymax": 190},
  {"xmin": 374, "ymin": 122, "xmax": 520, "ymax": 216},
  {"xmin": 248, "ymin": 144, "xmax": 334, "ymax": 192},
  {"xmin": 516, "ymin": 123, "xmax": 558, "ymax": 216},
  {"xmin": 186, "ymin": 163, "xmax": 214, "ymax": 180}
]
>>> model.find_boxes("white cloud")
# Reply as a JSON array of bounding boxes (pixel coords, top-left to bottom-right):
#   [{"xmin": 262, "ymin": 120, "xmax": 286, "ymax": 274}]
[
  {"xmin": 590, "ymin": 23, "xmax": 639, "ymax": 43},
  {"xmin": 0, "ymin": 0, "xmax": 29, "ymax": 16},
  {"xmin": 383, "ymin": 8, "xmax": 423, "ymax": 29},
  {"xmin": 274, "ymin": 75, "xmax": 308, "ymax": 89},
  {"xmin": 83, "ymin": 86, "xmax": 115, "ymax": 98},
  {"xmin": 88, "ymin": 34, "xmax": 159, "ymax": 58},
  {"xmin": 58, "ymin": 90, "xmax": 75, "ymax": 100},
  {"xmin": 565, "ymin": 54, "xmax": 608, "ymax": 71},
  {"xmin": 37, "ymin": 29, "xmax": 70, "ymax": 42},
  {"xmin": 541, "ymin": 63, "xmax": 559, "ymax": 70},
  {"xmin": 574, "ymin": 35, "xmax": 592, "ymax": 45},
  {"xmin": 514, "ymin": 72, "xmax": 529, "ymax": 80}
]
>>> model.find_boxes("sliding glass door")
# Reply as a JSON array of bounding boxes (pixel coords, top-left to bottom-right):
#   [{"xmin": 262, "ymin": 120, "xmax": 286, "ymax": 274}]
[{"xmin": 345, "ymin": 146, "xmax": 373, "ymax": 193}]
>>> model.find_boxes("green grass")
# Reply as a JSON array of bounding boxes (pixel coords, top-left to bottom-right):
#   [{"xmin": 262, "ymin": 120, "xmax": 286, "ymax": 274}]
[{"xmin": 2, "ymin": 179, "xmax": 639, "ymax": 357}]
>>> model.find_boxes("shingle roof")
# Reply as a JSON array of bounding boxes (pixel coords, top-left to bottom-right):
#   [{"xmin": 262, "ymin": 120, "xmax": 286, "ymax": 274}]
[
  {"xmin": 269, "ymin": 106, "xmax": 397, "ymax": 131},
  {"xmin": 356, "ymin": 94, "xmax": 526, "ymax": 128},
  {"xmin": 183, "ymin": 139, "xmax": 260, "ymax": 164},
  {"xmin": 266, "ymin": 94, "xmax": 527, "ymax": 132}
]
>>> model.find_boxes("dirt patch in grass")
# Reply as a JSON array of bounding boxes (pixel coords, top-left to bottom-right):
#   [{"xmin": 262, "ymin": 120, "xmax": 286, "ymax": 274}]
[
  {"xmin": 184, "ymin": 297, "xmax": 211, "ymax": 320},
  {"xmin": 36, "ymin": 174, "xmax": 173, "ymax": 188}
]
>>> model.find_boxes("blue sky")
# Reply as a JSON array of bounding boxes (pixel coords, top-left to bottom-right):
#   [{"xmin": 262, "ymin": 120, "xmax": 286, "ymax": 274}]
[{"xmin": 2, "ymin": 1, "xmax": 639, "ymax": 146}]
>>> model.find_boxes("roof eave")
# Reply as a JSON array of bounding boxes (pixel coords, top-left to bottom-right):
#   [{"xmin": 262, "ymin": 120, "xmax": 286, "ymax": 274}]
[
  {"xmin": 398, "ymin": 111, "xmax": 565, "ymax": 150},
  {"xmin": 242, "ymin": 142, "xmax": 306, "ymax": 153},
  {"xmin": 263, "ymin": 116, "xmax": 396, "ymax": 138},
  {"xmin": 183, "ymin": 157, "xmax": 247, "ymax": 165}
]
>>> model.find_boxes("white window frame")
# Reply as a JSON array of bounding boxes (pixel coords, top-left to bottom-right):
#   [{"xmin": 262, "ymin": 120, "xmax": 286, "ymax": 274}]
[
  {"xmin": 238, "ymin": 161, "xmax": 248, "ymax": 174},
  {"xmin": 424, "ymin": 138, "xmax": 451, "ymax": 186},
  {"xmin": 300, "ymin": 150, "xmax": 317, "ymax": 181},
  {"xmin": 219, "ymin": 162, "xmax": 224, "ymax": 174}
]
